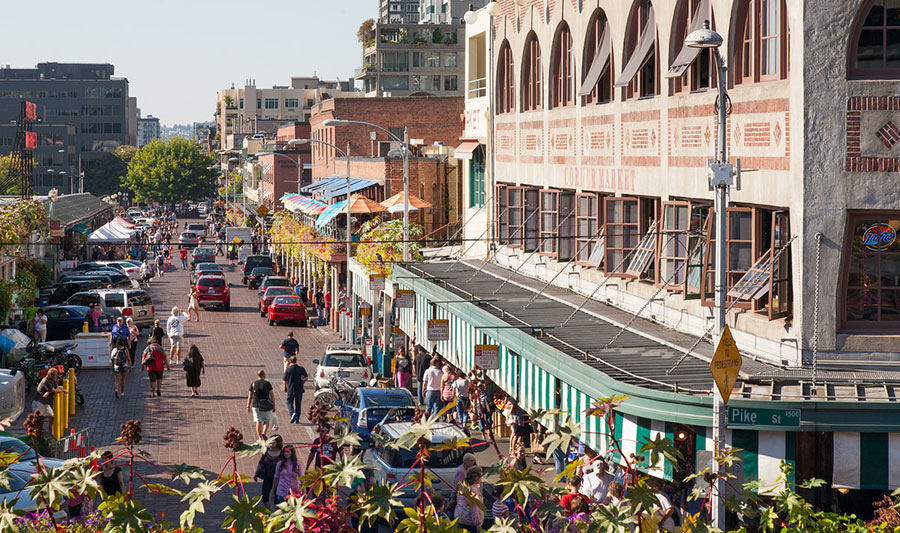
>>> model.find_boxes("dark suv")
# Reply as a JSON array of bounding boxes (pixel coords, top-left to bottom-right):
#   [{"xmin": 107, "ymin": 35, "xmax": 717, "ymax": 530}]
[{"xmin": 241, "ymin": 255, "xmax": 272, "ymax": 284}]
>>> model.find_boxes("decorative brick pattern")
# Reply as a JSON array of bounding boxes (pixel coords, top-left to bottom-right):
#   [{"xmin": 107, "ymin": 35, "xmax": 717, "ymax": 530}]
[
  {"xmin": 876, "ymin": 121, "xmax": 900, "ymax": 149},
  {"xmin": 846, "ymin": 96, "xmax": 900, "ymax": 172},
  {"xmin": 744, "ymin": 122, "xmax": 771, "ymax": 147}
]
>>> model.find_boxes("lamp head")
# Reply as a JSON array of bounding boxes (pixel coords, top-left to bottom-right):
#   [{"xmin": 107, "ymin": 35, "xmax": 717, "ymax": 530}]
[
  {"xmin": 257, "ymin": 152, "xmax": 273, "ymax": 156},
  {"xmin": 463, "ymin": 4, "xmax": 478, "ymax": 24},
  {"xmin": 486, "ymin": 0, "xmax": 501, "ymax": 17},
  {"xmin": 685, "ymin": 20, "xmax": 722, "ymax": 49},
  {"xmin": 288, "ymin": 139, "xmax": 309, "ymax": 145},
  {"xmin": 227, "ymin": 157, "xmax": 240, "ymax": 163},
  {"xmin": 323, "ymin": 118, "xmax": 349, "ymax": 127}
]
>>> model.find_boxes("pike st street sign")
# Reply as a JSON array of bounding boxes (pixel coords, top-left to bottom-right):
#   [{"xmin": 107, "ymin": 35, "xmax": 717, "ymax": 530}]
[{"xmin": 727, "ymin": 407, "xmax": 801, "ymax": 429}]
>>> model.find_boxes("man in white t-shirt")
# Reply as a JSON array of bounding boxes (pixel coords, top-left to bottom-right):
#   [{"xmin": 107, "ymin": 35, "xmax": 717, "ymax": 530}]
[
  {"xmin": 33, "ymin": 310, "xmax": 48, "ymax": 343},
  {"xmin": 421, "ymin": 357, "xmax": 444, "ymax": 417},
  {"xmin": 580, "ymin": 453, "xmax": 614, "ymax": 504},
  {"xmin": 650, "ymin": 478, "xmax": 677, "ymax": 530},
  {"xmin": 166, "ymin": 307, "xmax": 190, "ymax": 364}
]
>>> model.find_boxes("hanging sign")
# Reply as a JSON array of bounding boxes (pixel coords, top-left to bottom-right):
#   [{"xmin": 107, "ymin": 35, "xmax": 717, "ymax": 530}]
[
  {"xmin": 396, "ymin": 289, "xmax": 415, "ymax": 308},
  {"xmin": 393, "ymin": 333, "xmax": 407, "ymax": 355},
  {"xmin": 369, "ymin": 274, "xmax": 385, "ymax": 291},
  {"xmin": 474, "ymin": 344, "xmax": 500, "ymax": 370},
  {"xmin": 428, "ymin": 319, "xmax": 449, "ymax": 341},
  {"xmin": 359, "ymin": 304, "xmax": 372, "ymax": 316}
]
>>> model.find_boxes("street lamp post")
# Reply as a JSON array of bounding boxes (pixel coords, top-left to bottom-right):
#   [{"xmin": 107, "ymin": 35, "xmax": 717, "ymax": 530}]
[
  {"xmin": 686, "ymin": 20, "xmax": 730, "ymax": 529},
  {"xmin": 289, "ymin": 138, "xmax": 354, "ymax": 343},
  {"xmin": 323, "ymin": 119, "xmax": 410, "ymax": 261}
]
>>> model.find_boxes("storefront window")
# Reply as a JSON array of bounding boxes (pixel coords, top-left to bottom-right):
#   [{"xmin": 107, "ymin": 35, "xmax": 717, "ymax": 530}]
[{"xmin": 842, "ymin": 214, "xmax": 900, "ymax": 329}]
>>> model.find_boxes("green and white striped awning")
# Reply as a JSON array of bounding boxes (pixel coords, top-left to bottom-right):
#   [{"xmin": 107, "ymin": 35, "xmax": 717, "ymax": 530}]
[
  {"xmin": 696, "ymin": 427, "xmax": 795, "ymax": 493},
  {"xmin": 611, "ymin": 412, "xmax": 676, "ymax": 481},
  {"xmin": 561, "ymin": 382, "xmax": 608, "ymax": 458},
  {"xmin": 833, "ymin": 432, "xmax": 900, "ymax": 490},
  {"xmin": 518, "ymin": 356, "xmax": 556, "ymax": 414}
]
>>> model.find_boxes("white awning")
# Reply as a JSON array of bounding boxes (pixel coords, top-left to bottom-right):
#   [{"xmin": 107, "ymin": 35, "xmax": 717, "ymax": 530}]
[
  {"xmin": 454, "ymin": 140, "xmax": 480, "ymax": 161},
  {"xmin": 665, "ymin": 0, "xmax": 711, "ymax": 79},
  {"xmin": 614, "ymin": 6, "xmax": 656, "ymax": 88},
  {"xmin": 578, "ymin": 20, "xmax": 611, "ymax": 96}
]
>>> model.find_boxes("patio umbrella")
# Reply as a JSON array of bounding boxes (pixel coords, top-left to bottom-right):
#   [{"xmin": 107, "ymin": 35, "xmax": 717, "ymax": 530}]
[
  {"xmin": 346, "ymin": 193, "xmax": 386, "ymax": 214},
  {"xmin": 381, "ymin": 191, "xmax": 432, "ymax": 214}
]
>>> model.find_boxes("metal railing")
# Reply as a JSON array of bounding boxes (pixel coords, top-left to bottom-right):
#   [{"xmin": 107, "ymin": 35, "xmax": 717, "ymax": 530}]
[{"xmin": 468, "ymin": 77, "xmax": 487, "ymax": 99}]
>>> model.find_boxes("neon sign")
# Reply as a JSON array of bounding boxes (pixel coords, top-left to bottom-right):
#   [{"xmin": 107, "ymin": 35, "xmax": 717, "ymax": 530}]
[{"xmin": 863, "ymin": 223, "xmax": 897, "ymax": 251}]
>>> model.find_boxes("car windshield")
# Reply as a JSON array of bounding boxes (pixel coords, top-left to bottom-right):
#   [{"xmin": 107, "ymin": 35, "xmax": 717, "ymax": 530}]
[
  {"xmin": 194, "ymin": 248, "xmax": 213, "ymax": 254},
  {"xmin": 198, "ymin": 278, "xmax": 225, "ymax": 287},
  {"xmin": 0, "ymin": 470, "xmax": 30, "ymax": 494},
  {"xmin": 364, "ymin": 392, "xmax": 413, "ymax": 408},
  {"xmin": 0, "ymin": 438, "xmax": 35, "ymax": 462},
  {"xmin": 265, "ymin": 278, "xmax": 290, "ymax": 287},
  {"xmin": 266, "ymin": 288, "xmax": 292, "ymax": 297},
  {"xmin": 273, "ymin": 296, "xmax": 300, "ymax": 304},
  {"xmin": 180, "ymin": 233, "xmax": 195, "ymax": 238},
  {"xmin": 380, "ymin": 445, "xmax": 465, "ymax": 469},
  {"xmin": 66, "ymin": 306, "xmax": 90, "ymax": 317},
  {"xmin": 323, "ymin": 353, "xmax": 366, "ymax": 367}
]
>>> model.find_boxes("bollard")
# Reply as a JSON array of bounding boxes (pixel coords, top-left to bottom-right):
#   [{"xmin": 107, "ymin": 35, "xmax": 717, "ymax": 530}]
[
  {"xmin": 82, "ymin": 321, "xmax": 89, "ymax": 333},
  {"xmin": 60, "ymin": 378, "xmax": 69, "ymax": 433},
  {"xmin": 52, "ymin": 392, "xmax": 61, "ymax": 440},
  {"xmin": 68, "ymin": 368, "xmax": 76, "ymax": 415}
]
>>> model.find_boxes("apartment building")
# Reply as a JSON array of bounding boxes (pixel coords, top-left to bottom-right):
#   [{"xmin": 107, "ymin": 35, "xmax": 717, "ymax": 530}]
[
  {"xmin": 379, "ymin": 0, "xmax": 421, "ymax": 23},
  {"xmin": 215, "ymin": 76, "xmax": 356, "ymax": 141},
  {"xmin": 354, "ymin": 23, "xmax": 465, "ymax": 97},
  {"xmin": 137, "ymin": 112, "xmax": 160, "ymax": 147},
  {"xmin": 0, "ymin": 62, "xmax": 137, "ymax": 194},
  {"xmin": 419, "ymin": 0, "xmax": 486, "ymax": 23}
]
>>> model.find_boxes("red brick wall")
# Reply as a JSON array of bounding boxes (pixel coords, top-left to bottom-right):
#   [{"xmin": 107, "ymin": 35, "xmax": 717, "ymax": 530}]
[{"xmin": 261, "ymin": 153, "xmax": 303, "ymax": 208}]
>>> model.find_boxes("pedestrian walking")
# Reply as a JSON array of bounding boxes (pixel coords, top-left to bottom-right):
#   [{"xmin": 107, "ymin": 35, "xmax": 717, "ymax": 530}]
[
  {"xmin": 305, "ymin": 433, "xmax": 337, "ymax": 470},
  {"xmin": 440, "ymin": 365, "xmax": 455, "ymax": 418},
  {"xmin": 323, "ymin": 288, "xmax": 332, "ymax": 326},
  {"xmin": 88, "ymin": 303, "xmax": 103, "ymax": 331},
  {"xmin": 140, "ymin": 259, "xmax": 153, "ymax": 287},
  {"xmin": 141, "ymin": 335, "xmax": 169, "ymax": 397},
  {"xmin": 155, "ymin": 254, "xmax": 166, "ymax": 278},
  {"xmin": 247, "ymin": 369, "xmax": 276, "ymax": 440},
  {"xmin": 282, "ymin": 356, "xmax": 308, "ymax": 424},
  {"xmin": 33, "ymin": 310, "xmax": 47, "ymax": 343},
  {"xmin": 273, "ymin": 447, "xmax": 303, "ymax": 504},
  {"xmin": 99, "ymin": 451, "xmax": 124, "ymax": 496},
  {"xmin": 126, "ymin": 317, "xmax": 140, "ymax": 367},
  {"xmin": 111, "ymin": 316, "xmax": 129, "ymax": 348},
  {"xmin": 179, "ymin": 247, "xmax": 188, "ymax": 270},
  {"xmin": 31, "ymin": 367, "xmax": 65, "ymax": 435},
  {"xmin": 314, "ymin": 287, "xmax": 325, "ymax": 327},
  {"xmin": 280, "ymin": 332, "xmax": 299, "ymax": 372},
  {"xmin": 184, "ymin": 344, "xmax": 205, "ymax": 397},
  {"xmin": 151, "ymin": 320, "xmax": 165, "ymax": 351},
  {"xmin": 422, "ymin": 357, "xmax": 444, "ymax": 416},
  {"xmin": 455, "ymin": 453, "xmax": 477, "ymax": 488},
  {"xmin": 453, "ymin": 371, "xmax": 470, "ymax": 426},
  {"xmin": 454, "ymin": 466, "xmax": 485, "ymax": 532},
  {"xmin": 253, "ymin": 434, "xmax": 283, "ymax": 510},
  {"xmin": 216, "ymin": 236, "xmax": 224, "ymax": 257},
  {"xmin": 110, "ymin": 337, "xmax": 131, "ymax": 399},
  {"xmin": 580, "ymin": 453, "xmax": 613, "ymax": 504},
  {"xmin": 166, "ymin": 307, "xmax": 189, "ymax": 364},
  {"xmin": 187, "ymin": 287, "xmax": 200, "ymax": 322},
  {"xmin": 560, "ymin": 475, "xmax": 584, "ymax": 514},
  {"xmin": 394, "ymin": 346, "xmax": 412, "ymax": 390},
  {"xmin": 413, "ymin": 346, "xmax": 431, "ymax": 405}
]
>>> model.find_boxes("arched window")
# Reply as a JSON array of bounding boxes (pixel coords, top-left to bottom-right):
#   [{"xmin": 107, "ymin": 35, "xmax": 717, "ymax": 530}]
[
  {"xmin": 550, "ymin": 23, "xmax": 574, "ymax": 108},
  {"xmin": 497, "ymin": 41, "xmax": 515, "ymax": 114},
  {"xmin": 669, "ymin": 0, "xmax": 715, "ymax": 93},
  {"xmin": 734, "ymin": 0, "xmax": 789, "ymax": 84},
  {"xmin": 581, "ymin": 10, "xmax": 613, "ymax": 105},
  {"xmin": 522, "ymin": 32, "xmax": 542, "ymax": 111},
  {"xmin": 615, "ymin": 0, "xmax": 658, "ymax": 98},
  {"xmin": 850, "ymin": 1, "xmax": 900, "ymax": 78}
]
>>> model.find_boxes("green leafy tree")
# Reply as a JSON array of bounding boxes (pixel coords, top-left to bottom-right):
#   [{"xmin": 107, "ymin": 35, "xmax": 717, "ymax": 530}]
[
  {"xmin": 358, "ymin": 18, "xmax": 376, "ymax": 45},
  {"xmin": 123, "ymin": 138, "xmax": 217, "ymax": 204}
]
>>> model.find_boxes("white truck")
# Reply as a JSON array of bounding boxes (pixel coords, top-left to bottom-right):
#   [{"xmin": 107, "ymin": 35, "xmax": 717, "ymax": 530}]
[{"xmin": 224, "ymin": 227, "xmax": 253, "ymax": 264}]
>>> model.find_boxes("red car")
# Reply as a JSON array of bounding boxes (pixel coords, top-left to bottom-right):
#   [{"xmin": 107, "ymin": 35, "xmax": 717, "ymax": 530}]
[
  {"xmin": 259, "ymin": 286, "xmax": 294, "ymax": 317},
  {"xmin": 267, "ymin": 296, "xmax": 307, "ymax": 327},
  {"xmin": 195, "ymin": 275, "xmax": 230, "ymax": 311}
]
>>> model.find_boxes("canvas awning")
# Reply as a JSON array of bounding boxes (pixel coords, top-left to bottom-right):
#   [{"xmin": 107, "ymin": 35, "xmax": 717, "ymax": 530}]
[
  {"xmin": 454, "ymin": 140, "xmax": 481, "ymax": 161},
  {"xmin": 665, "ymin": 0, "xmax": 711, "ymax": 78},
  {"xmin": 300, "ymin": 176, "xmax": 344, "ymax": 194},
  {"xmin": 614, "ymin": 6, "xmax": 656, "ymax": 87},
  {"xmin": 579, "ymin": 20, "xmax": 611, "ymax": 96},
  {"xmin": 322, "ymin": 179, "xmax": 379, "ymax": 200},
  {"xmin": 70, "ymin": 223, "xmax": 90, "ymax": 235},
  {"xmin": 833, "ymin": 432, "xmax": 900, "ymax": 489},
  {"xmin": 87, "ymin": 217, "xmax": 136, "ymax": 243},
  {"xmin": 315, "ymin": 201, "xmax": 348, "ymax": 229}
]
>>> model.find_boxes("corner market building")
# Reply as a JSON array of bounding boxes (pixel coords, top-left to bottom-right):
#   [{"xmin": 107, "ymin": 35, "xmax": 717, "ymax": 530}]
[{"xmin": 359, "ymin": 259, "xmax": 900, "ymax": 517}]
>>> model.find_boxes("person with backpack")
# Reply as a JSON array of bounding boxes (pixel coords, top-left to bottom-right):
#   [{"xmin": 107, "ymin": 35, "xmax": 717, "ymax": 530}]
[
  {"xmin": 110, "ymin": 337, "xmax": 131, "ymax": 399},
  {"xmin": 247, "ymin": 369, "xmax": 276, "ymax": 440},
  {"xmin": 183, "ymin": 344, "xmax": 205, "ymax": 397},
  {"xmin": 141, "ymin": 335, "xmax": 169, "ymax": 397}
]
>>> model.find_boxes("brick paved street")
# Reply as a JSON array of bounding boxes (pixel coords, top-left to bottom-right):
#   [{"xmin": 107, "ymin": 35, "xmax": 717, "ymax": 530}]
[{"xmin": 68, "ymin": 228, "xmax": 341, "ymax": 530}]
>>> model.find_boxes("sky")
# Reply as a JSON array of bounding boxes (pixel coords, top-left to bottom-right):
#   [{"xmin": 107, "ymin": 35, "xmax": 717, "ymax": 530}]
[{"xmin": 2, "ymin": 0, "xmax": 372, "ymax": 126}]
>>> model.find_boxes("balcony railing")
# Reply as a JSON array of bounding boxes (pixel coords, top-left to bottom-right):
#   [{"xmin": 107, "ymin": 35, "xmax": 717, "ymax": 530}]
[{"xmin": 468, "ymin": 77, "xmax": 487, "ymax": 99}]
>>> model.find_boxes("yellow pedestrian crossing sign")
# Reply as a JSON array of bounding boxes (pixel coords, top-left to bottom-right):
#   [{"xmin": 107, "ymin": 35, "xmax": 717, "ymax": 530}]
[{"xmin": 710, "ymin": 325, "xmax": 742, "ymax": 404}]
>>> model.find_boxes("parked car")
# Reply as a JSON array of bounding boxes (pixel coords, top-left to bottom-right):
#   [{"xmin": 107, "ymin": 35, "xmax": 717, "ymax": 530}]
[
  {"xmin": 40, "ymin": 305, "xmax": 92, "ymax": 340},
  {"xmin": 266, "ymin": 295, "xmax": 306, "ymax": 326},
  {"xmin": 340, "ymin": 388, "xmax": 416, "ymax": 442},
  {"xmin": 178, "ymin": 232, "xmax": 201, "ymax": 248},
  {"xmin": 65, "ymin": 289, "xmax": 155, "ymax": 329},
  {"xmin": 257, "ymin": 275, "xmax": 290, "ymax": 299},
  {"xmin": 241, "ymin": 255, "xmax": 273, "ymax": 284},
  {"xmin": 191, "ymin": 262, "xmax": 224, "ymax": 285},
  {"xmin": 190, "ymin": 246, "xmax": 216, "ymax": 265},
  {"xmin": 259, "ymin": 287, "xmax": 293, "ymax": 317},
  {"xmin": 247, "ymin": 267, "xmax": 274, "ymax": 290},
  {"xmin": 58, "ymin": 271, "xmax": 135, "ymax": 289},
  {"xmin": 104, "ymin": 261, "xmax": 141, "ymax": 280},
  {"xmin": 313, "ymin": 345, "xmax": 370, "ymax": 389},
  {"xmin": 0, "ymin": 437, "xmax": 66, "ymax": 521},
  {"xmin": 38, "ymin": 279, "xmax": 105, "ymax": 306},
  {"xmin": 363, "ymin": 422, "xmax": 470, "ymax": 506},
  {"xmin": 195, "ymin": 275, "xmax": 230, "ymax": 310},
  {"xmin": 185, "ymin": 223, "xmax": 207, "ymax": 241},
  {"xmin": 197, "ymin": 204, "xmax": 208, "ymax": 216},
  {"xmin": 73, "ymin": 261, "xmax": 126, "ymax": 273}
]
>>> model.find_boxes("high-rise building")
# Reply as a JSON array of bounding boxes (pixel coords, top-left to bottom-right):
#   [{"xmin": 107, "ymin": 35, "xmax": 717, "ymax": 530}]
[
  {"xmin": 137, "ymin": 111, "xmax": 161, "ymax": 147},
  {"xmin": 0, "ymin": 62, "xmax": 137, "ymax": 194},
  {"xmin": 379, "ymin": 0, "xmax": 421, "ymax": 23},
  {"xmin": 354, "ymin": 22, "xmax": 465, "ymax": 97},
  {"xmin": 419, "ymin": 0, "xmax": 485, "ymax": 23}
]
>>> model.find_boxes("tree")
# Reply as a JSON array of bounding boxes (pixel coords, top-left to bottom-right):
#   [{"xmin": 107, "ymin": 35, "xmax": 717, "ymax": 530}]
[
  {"xmin": 123, "ymin": 138, "xmax": 217, "ymax": 204},
  {"xmin": 84, "ymin": 145, "xmax": 138, "ymax": 197},
  {"xmin": 223, "ymin": 95, "xmax": 235, "ymax": 108},
  {"xmin": 357, "ymin": 18, "xmax": 376, "ymax": 45}
]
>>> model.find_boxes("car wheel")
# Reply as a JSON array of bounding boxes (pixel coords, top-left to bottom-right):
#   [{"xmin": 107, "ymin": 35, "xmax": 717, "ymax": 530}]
[
  {"xmin": 260, "ymin": 309, "xmax": 265, "ymax": 317},
  {"xmin": 68, "ymin": 328, "xmax": 80, "ymax": 339},
  {"xmin": 224, "ymin": 302, "xmax": 230, "ymax": 311},
  {"xmin": 300, "ymin": 320, "xmax": 307, "ymax": 328},
  {"xmin": 268, "ymin": 319, "xmax": 274, "ymax": 326}
]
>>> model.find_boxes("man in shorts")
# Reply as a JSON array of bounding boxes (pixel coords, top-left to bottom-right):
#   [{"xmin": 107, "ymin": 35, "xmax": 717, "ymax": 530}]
[
  {"xmin": 247, "ymin": 370, "xmax": 275, "ymax": 440},
  {"xmin": 142, "ymin": 336, "xmax": 169, "ymax": 397},
  {"xmin": 166, "ymin": 307, "xmax": 189, "ymax": 364},
  {"xmin": 280, "ymin": 332, "xmax": 299, "ymax": 371},
  {"xmin": 32, "ymin": 367, "xmax": 66, "ymax": 434}
]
